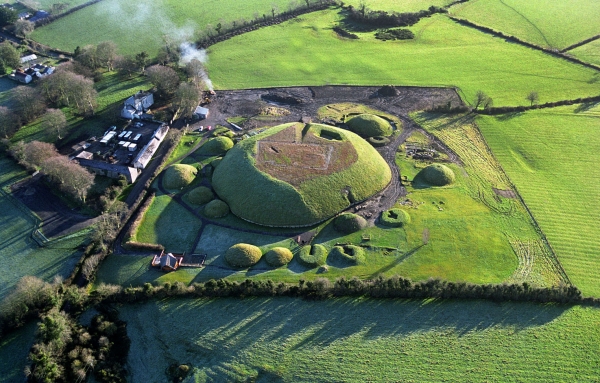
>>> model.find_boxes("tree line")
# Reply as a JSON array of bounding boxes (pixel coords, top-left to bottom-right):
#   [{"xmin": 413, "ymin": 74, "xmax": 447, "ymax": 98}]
[{"xmin": 345, "ymin": 4, "xmax": 447, "ymax": 28}]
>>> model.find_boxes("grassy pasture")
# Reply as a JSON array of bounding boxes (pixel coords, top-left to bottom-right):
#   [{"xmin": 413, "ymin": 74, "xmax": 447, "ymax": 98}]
[
  {"xmin": 207, "ymin": 11, "xmax": 600, "ymax": 106},
  {"xmin": 122, "ymin": 298, "xmax": 600, "ymax": 383},
  {"xmin": 0, "ymin": 321, "xmax": 37, "ymax": 383},
  {"xmin": 450, "ymin": 0, "xmax": 600, "ymax": 50},
  {"xmin": 343, "ymin": 0, "xmax": 454, "ymax": 12},
  {"xmin": 477, "ymin": 105, "xmax": 600, "ymax": 296},
  {"xmin": 133, "ymin": 193, "xmax": 202, "ymax": 253},
  {"xmin": 30, "ymin": 0, "xmax": 297, "ymax": 55},
  {"xmin": 570, "ymin": 39, "xmax": 600, "ymax": 66}
]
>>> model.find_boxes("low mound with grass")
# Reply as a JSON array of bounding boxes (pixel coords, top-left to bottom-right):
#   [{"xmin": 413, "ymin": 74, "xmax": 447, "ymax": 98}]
[
  {"xmin": 224, "ymin": 243, "xmax": 262, "ymax": 268},
  {"xmin": 203, "ymin": 199, "xmax": 229, "ymax": 218},
  {"xmin": 264, "ymin": 247, "xmax": 294, "ymax": 267},
  {"xmin": 418, "ymin": 164, "xmax": 455, "ymax": 186},
  {"xmin": 333, "ymin": 213, "xmax": 368, "ymax": 234},
  {"xmin": 380, "ymin": 208, "xmax": 411, "ymax": 227},
  {"xmin": 328, "ymin": 245, "xmax": 366, "ymax": 266},
  {"xmin": 368, "ymin": 136, "xmax": 391, "ymax": 147},
  {"xmin": 346, "ymin": 114, "xmax": 392, "ymax": 137},
  {"xmin": 186, "ymin": 186, "xmax": 214, "ymax": 206},
  {"xmin": 298, "ymin": 244, "xmax": 328, "ymax": 268},
  {"xmin": 202, "ymin": 136, "xmax": 234, "ymax": 155},
  {"xmin": 163, "ymin": 164, "xmax": 197, "ymax": 190},
  {"xmin": 212, "ymin": 123, "xmax": 391, "ymax": 227}
]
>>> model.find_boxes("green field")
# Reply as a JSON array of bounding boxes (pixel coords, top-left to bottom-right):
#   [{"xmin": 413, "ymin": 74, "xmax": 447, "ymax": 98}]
[
  {"xmin": 477, "ymin": 105, "xmax": 600, "ymax": 297},
  {"xmin": 121, "ymin": 297, "xmax": 600, "ymax": 382},
  {"xmin": 0, "ymin": 190, "xmax": 88, "ymax": 300},
  {"xmin": 450, "ymin": 0, "xmax": 600, "ymax": 49},
  {"xmin": 343, "ymin": 0, "xmax": 453, "ymax": 12},
  {"xmin": 0, "ymin": 321, "xmax": 37, "ymax": 383},
  {"xmin": 206, "ymin": 11, "xmax": 600, "ymax": 106},
  {"xmin": 570, "ymin": 38, "xmax": 600, "ymax": 66},
  {"xmin": 31, "ymin": 0, "xmax": 298, "ymax": 55}
]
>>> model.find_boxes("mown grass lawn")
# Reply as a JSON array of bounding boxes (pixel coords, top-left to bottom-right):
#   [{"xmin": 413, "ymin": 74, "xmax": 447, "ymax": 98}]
[
  {"xmin": 207, "ymin": 11, "xmax": 600, "ymax": 106},
  {"xmin": 477, "ymin": 104, "xmax": 600, "ymax": 297},
  {"xmin": 121, "ymin": 297, "xmax": 600, "ymax": 383},
  {"xmin": 450, "ymin": 0, "xmax": 600, "ymax": 49},
  {"xmin": 30, "ymin": 0, "xmax": 298, "ymax": 55}
]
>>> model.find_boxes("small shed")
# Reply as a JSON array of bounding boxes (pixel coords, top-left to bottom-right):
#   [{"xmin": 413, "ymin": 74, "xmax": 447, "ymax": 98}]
[
  {"xmin": 194, "ymin": 106, "xmax": 209, "ymax": 120},
  {"xmin": 151, "ymin": 252, "xmax": 183, "ymax": 272}
]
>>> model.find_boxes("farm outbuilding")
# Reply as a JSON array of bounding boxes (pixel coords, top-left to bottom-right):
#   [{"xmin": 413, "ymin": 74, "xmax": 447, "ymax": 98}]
[
  {"xmin": 194, "ymin": 106, "xmax": 209, "ymax": 120},
  {"xmin": 152, "ymin": 252, "xmax": 183, "ymax": 271}
]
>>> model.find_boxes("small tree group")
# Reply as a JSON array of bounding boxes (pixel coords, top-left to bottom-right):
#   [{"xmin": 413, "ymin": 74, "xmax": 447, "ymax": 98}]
[{"xmin": 474, "ymin": 90, "xmax": 493, "ymax": 110}]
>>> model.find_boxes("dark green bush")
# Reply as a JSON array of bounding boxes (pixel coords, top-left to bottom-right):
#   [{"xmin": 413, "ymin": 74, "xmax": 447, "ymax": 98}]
[
  {"xmin": 334, "ymin": 213, "xmax": 368, "ymax": 234},
  {"xmin": 186, "ymin": 186, "xmax": 214, "ymax": 205},
  {"xmin": 380, "ymin": 208, "xmax": 411, "ymax": 227},
  {"xmin": 264, "ymin": 247, "xmax": 294, "ymax": 267},
  {"xmin": 328, "ymin": 245, "xmax": 366, "ymax": 266},
  {"xmin": 203, "ymin": 199, "xmax": 229, "ymax": 218},
  {"xmin": 225, "ymin": 243, "xmax": 262, "ymax": 268},
  {"xmin": 375, "ymin": 28, "xmax": 415, "ymax": 40},
  {"xmin": 298, "ymin": 244, "xmax": 328, "ymax": 268}
]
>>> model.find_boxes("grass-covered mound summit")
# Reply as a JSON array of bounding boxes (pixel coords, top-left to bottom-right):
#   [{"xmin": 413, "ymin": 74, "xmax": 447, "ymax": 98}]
[
  {"xmin": 212, "ymin": 122, "xmax": 392, "ymax": 227},
  {"xmin": 418, "ymin": 164, "xmax": 455, "ymax": 186},
  {"xmin": 346, "ymin": 114, "xmax": 392, "ymax": 137},
  {"xmin": 163, "ymin": 164, "xmax": 197, "ymax": 190}
]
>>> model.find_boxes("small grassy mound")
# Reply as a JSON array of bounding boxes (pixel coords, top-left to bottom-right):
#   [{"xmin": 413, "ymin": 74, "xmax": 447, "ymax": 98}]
[
  {"xmin": 163, "ymin": 164, "xmax": 197, "ymax": 190},
  {"xmin": 202, "ymin": 136, "xmax": 234, "ymax": 155},
  {"xmin": 346, "ymin": 114, "xmax": 392, "ymax": 137},
  {"xmin": 368, "ymin": 136, "xmax": 391, "ymax": 147},
  {"xmin": 224, "ymin": 243, "xmax": 262, "ymax": 268},
  {"xmin": 264, "ymin": 247, "xmax": 294, "ymax": 267},
  {"xmin": 186, "ymin": 186, "xmax": 214, "ymax": 206},
  {"xmin": 328, "ymin": 245, "xmax": 366, "ymax": 266},
  {"xmin": 203, "ymin": 199, "xmax": 230, "ymax": 218},
  {"xmin": 297, "ymin": 244, "xmax": 328, "ymax": 268},
  {"xmin": 419, "ymin": 164, "xmax": 455, "ymax": 186},
  {"xmin": 380, "ymin": 208, "xmax": 411, "ymax": 227},
  {"xmin": 334, "ymin": 213, "xmax": 368, "ymax": 234}
]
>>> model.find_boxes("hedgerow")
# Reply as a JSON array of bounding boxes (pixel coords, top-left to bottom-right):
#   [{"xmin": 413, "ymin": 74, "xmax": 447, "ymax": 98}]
[{"xmin": 297, "ymin": 244, "xmax": 328, "ymax": 268}]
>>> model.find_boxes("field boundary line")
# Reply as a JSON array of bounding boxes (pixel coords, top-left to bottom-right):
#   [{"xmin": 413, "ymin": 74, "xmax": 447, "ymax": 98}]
[
  {"xmin": 561, "ymin": 34, "xmax": 600, "ymax": 53},
  {"xmin": 497, "ymin": 0, "xmax": 551, "ymax": 48},
  {"xmin": 448, "ymin": 16, "xmax": 600, "ymax": 72},
  {"xmin": 0, "ymin": 185, "xmax": 48, "ymax": 247},
  {"xmin": 470, "ymin": 121, "xmax": 572, "ymax": 285}
]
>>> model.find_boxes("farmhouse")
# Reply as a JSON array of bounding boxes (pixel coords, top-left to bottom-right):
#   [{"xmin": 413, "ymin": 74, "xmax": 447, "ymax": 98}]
[
  {"xmin": 121, "ymin": 91, "xmax": 154, "ymax": 120},
  {"xmin": 9, "ymin": 70, "xmax": 32, "ymax": 84},
  {"xmin": 73, "ymin": 121, "xmax": 169, "ymax": 183}
]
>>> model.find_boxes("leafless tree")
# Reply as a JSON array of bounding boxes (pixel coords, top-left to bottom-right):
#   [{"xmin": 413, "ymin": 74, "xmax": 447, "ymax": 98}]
[
  {"xmin": 114, "ymin": 55, "xmax": 138, "ymax": 78},
  {"xmin": 0, "ymin": 106, "xmax": 20, "ymax": 138},
  {"xmin": 42, "ymin": 155, "xmax": 94, "ymax": 202},
  {"xmin": 40, "ymin": 70, "xmax": 97, "ymax": 115},
  {"xmin": 14, "ymin": 19, "xmax": 34, "ymax": 37},
  {"xmin": 96, "ymin": 41, "xmax": 117, "ymax": 71},
  {"xmin": 20, "ymin": 140, "xmax": 59, "ymax": 170},
  {"xmin": 526, "ymin": 91, "xmax": 539, "ymax": 106},
  {"xmin": 12, "ymin": 86, "xmax": 46, "ymax": 123},
  {"xmin": 172, "ymin": 82, "xmax": 200, "ymax": 120},
  {"xmin": 41, "ymin": 108, "xmax": 67, "ymax": 139},
  {"xmin": 185, "ymin": 59, "xmax": 206, "ymax": 89}
]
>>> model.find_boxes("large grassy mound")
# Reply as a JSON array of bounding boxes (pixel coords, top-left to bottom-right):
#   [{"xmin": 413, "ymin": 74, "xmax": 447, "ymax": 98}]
[
  {"xmin": 264, "ymin": 247, "xmax": 294, "ymax": 267},
  {"xmin": 203, "ymin": 199, "xmax": 230, "ymax": 218},
  {"xmin": 418, "ymin": 164, "xmax": 455, "ymax": 186},
  {"xmin": 186, "ymin": 186, "xmax": 214, "ymax": 206},
  {"xmin": 163, "ymin": 164, "xmax": 198, "ymax": 190},
  {"xmin": 201, "ymin": 137, "xmax": 234, "ymax": 155},
  {"xmin": 212, "ymin": 123, "xmax": 391, "ymax": 227},
  {"xmin": 333, "ymin": 213, "xmax": 368, "ymax": 234},
  {"xmin": 346, "ymin": 114, "xmax": 392, "ymax": 137},
  {"xmin": 224, "ymin": 243, "xmax": 262, "ymax": 268}
]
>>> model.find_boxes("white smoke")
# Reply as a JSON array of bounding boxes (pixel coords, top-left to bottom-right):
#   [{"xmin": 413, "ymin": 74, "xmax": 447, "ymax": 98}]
[{"xmin": 179, "ymin": 42, "xmax": 213, "ymax": 91}]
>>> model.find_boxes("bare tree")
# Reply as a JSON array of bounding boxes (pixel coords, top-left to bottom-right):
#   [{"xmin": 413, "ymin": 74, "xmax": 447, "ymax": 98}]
[
  {"xmin": 114, "ymin": 55, "xmax": 138, "ymax": 78},
  {"xmin": 473, "ymin": 90, "xmax": 488, "ymax": 109},
  {"xmin": 185, "ymin": 58, "xmax": 206, "ymax": 89},
  {"xmin": 526, "ymin": 91, "xmax": 539, "ymax": 106},
  {"xmin": 135, "ymin": 51, "xmax": 149, "ymax": 73},
  {"xmin": 14, "ymin": 19, "xmax": 34, "ymax": 37},
  {"xmin": 12, "ymin": 86, "xmax": 46, "ymax": 123},
  {"xmin": 75, "ymin": 45, "xmax": 98, "ymax": 69},
  {"xmin": 172, "ymin": 82, "xmax": 200, "ymax": 120},
  {"xmin": 0, "ymin": 106, "xmax": 20, "ymax": 138},
  {"xmin": 42, "ymin": 155, "xmax": 94, "ymax": 202},
  {"xmin": 96, "ymin": 41, "xmax": 117, "ymax": 71},
  {"xmin": 146, "ymin": 65, "xmax": 180, "ymax": 98},
  {"xmin": 20, "ymin": 140, "xmax": 59, "ymax": 170},
  {"xmin": 482, "ymin": 96, "xmax": 493, "ymax": 110},
  {"xmin": 49, "ymin": 2, "xmax": 69, "ymax": 14},
  {"xmin": 41, "ymin": 109, "xmax": 67, "ymax": 139},
  {"xmin": 40, "ymin": 70, "xmax": 97, "ymax": 115}
]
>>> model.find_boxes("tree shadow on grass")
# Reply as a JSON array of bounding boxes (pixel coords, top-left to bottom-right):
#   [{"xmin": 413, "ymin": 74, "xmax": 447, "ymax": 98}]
[
  {"xmin": 574, "ymin": 101, "xmax": 599, "ymax": 113},
  {"xmin": 369, "ymin": 244, "xmax": 423, "ymax": 278},
  {"xmin": 123, "ymin": 297, "xmax": 572, "ymax": 382}
]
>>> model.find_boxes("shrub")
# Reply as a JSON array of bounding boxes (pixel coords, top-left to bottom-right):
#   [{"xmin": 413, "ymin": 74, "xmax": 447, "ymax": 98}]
[
  {"xmin": 298, "ymin": 244, "xmax": 328, "ymax": 268},
  {"xmin": 202, "ymin": 136, "xmax": 234, "ymax": 155},
  {"xmin": 380, "ymin": 208, "xmax": 411, "ymax": 227},
  {"xmin": 345, "ymin": 114, "xmax": 392, "ymax": 137},
  {"xmin": 186, "ymin": 186, "xmax": 214, "ymax": 205},
  {"xmin": 368, "ymin": 136, "xmax": 390, "ymax": 147},
  {"xmin": 334, "ymin": 213, "xmax": 368, "ymax": 234},
  {"xmin": 225, "ymin": 243, "xmax": 262, "ymax": 268},
  {"xmin": 328, "ymin": 245, "xmax": 366, "ymax": 266},
  {"xmin": 418, "ymin": 164, "xmax": 455, "ymax": 186},
  {"xmin": 264, "ymin": 247, "xmax": 294, "ymax": 267},
  {"xmin": 375, "ymin": 28, "xmax": 415, "ymax": 40},
  {"xmin": 163, "ymin": 164, "xmax": 197, "ymax": 190},
  {"xmin": 204, "ymin": 199, "xmax": 229, "ymax": 218}
]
